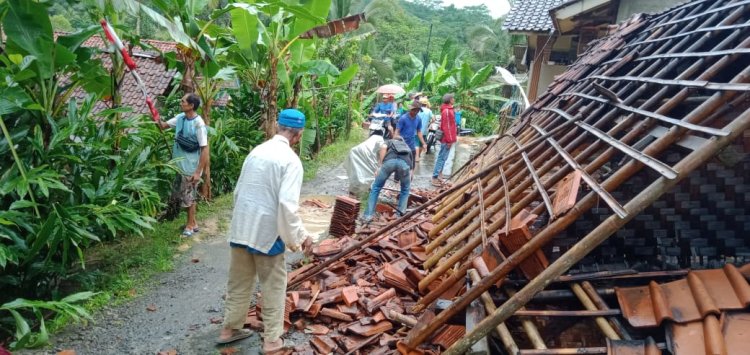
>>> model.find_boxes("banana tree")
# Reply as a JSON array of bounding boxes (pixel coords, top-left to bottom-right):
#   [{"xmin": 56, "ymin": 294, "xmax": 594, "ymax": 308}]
[
  {"xmin": 227, "ymin": 0, "xmax": 330, "ymax": 138},
  {"xmin": 405, "ymin": 54, "xmax": 503, "ymax": 112},
  {"xmin": 117, "ymin": 0, "xmax": 216, "ymax": 94}
]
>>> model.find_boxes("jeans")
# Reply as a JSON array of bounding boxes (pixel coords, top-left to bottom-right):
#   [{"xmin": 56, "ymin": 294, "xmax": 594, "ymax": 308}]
[
  {"xmin": 433, "ymin": 143, "xmax": 451, "ymax": 178},
  {"xmin": 363, "ymin": 158, "xmax": 411, "ymax": 220}
]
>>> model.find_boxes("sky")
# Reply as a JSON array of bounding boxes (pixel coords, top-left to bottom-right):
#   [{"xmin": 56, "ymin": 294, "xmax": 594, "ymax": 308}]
[{"xmin": 441, "ymin": 0, "xmax": 511, "ymax": 18}]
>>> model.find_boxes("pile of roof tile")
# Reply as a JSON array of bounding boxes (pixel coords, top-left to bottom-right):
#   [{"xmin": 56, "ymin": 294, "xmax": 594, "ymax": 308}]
[
  {"xmin": 329, "ymin": 196, "xmax": 360, "ymax": 237},
  {"xmin": 244, "ymin": 216, "xmax": 465, "ymax": 354}
]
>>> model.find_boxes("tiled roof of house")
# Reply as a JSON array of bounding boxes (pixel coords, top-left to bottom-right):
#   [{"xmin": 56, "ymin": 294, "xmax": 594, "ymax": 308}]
[
  {"xmin": 94, "ymin": 56, "xmax": 177, "ymax": 116},
  {"xmin": 502, "ymin": 0, "xmax": 566, "ymax": 32},
  {"xmin": 69, "ymin": 35, "xmax": 177, "ymax": 116},
  {"xmin": 81, "ymin": 35, "xmax": 178, "ymax": 54}
]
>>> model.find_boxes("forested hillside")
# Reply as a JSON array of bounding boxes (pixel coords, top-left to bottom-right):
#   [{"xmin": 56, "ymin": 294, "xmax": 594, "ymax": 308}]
[{"xmin": 48, "ymin": 0, "xmax": 510, "ymax": 82}]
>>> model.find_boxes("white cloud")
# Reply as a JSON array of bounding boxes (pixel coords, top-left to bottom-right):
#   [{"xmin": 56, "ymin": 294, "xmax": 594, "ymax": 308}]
[{"xmin": 441, "ymin": 0, "xmax": 511, "ymax": 18}]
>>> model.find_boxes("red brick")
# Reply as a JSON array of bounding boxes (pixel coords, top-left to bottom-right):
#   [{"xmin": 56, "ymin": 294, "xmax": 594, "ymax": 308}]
[
  {"xmin": 306, "ymin": 303, "xmax": 322, "ymax": 317},
  {"xmin": 398, "ymin": 231, "xmax": 418, "ymax": 248}
]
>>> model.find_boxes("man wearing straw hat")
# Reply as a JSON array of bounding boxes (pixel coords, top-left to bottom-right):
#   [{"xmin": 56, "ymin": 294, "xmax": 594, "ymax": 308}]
[{"xmin": 218, "ymin": 109, "xmax": 313, "ymax": 353}]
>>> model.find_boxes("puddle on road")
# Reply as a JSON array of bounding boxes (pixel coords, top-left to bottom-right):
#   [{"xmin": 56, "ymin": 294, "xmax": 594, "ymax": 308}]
[{"xmin": 299, "ymin": 195, "xmax": 336, "ymax": 242}]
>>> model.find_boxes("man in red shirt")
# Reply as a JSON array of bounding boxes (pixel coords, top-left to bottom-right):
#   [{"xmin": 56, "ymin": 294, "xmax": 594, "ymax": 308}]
[{"xmin": 432, "ymin": 94, "xmax": 457, "ymax": 186}]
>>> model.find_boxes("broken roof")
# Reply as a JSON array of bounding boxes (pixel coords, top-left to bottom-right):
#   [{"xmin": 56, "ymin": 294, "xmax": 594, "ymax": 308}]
[
  {"xmin": 291, "ymin": 0, "xmax": 750, "ymax": 353},
  {"xmin": 502, "ymin": 0, "xmax": 566, "ymax": 33}
]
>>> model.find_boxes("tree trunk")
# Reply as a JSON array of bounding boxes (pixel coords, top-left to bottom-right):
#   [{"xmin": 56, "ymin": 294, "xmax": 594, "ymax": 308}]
[
  {"xmin": 262, "ymin": 54, "xmax": 280, "ymax": 139},
  {"xmin": 200, "ymin": 97, "xmax": 213, "ymax": 200},
  {"xmin": 345, "ymin": 81, "xmax": 353, "ymax": 139},
  {"xmin": 289, "ymin": 76, "xmax": 303, "ymax": 108},
  {"xmin": 178, "ymin": 47, "xmax": 196, "ymax": 94}
]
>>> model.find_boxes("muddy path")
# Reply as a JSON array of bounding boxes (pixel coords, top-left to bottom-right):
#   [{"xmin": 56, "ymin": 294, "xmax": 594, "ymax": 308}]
[{"xmin": 21, "ymin": 138, "xmax": 483, "ymax": 355}]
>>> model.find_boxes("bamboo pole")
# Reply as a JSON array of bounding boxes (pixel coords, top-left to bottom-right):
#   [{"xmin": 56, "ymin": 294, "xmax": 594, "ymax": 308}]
[
  {"xmin": 426, "ymin": 175, "xmax": 503, "ymax": 251},
  {"xmin": 504, "ymin": 287, "xmax": 547, "ymax": 350},
  {"xmin": 414, "ymin": 260, "xmax": 473, "ymax": 312},
  {"xmin": 570, "ymin": 283, "xmax": 620, "ymax": 339},
  {"xmin": 581, "ymin": 281, "xmax": 632, "ymax": 340},
  {"xmin": 443, "ymin": 88, "xmax": 750, "ymax": 355},
  {"xmin": 468, "ymin": 269, "xmax": 519, "ymax": 355},
  {"xmin": 424, "ymin": 183, "xmax": 507, "ymax": 265}
]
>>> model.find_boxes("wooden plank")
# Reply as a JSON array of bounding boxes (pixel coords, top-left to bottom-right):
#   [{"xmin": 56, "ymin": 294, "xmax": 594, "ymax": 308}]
[{"xmin": 466, "ymin": 293, "xmax": 490, "ymax": 355}]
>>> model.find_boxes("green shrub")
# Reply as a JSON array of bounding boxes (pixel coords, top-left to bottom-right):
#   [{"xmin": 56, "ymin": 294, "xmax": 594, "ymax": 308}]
[{"xmin": 462, "ymin": 111, "xmax": 499, "ymax": 136}]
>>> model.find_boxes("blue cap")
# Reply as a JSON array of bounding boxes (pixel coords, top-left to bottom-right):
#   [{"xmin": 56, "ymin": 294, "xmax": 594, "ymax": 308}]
[{"xmin": 278, "ymin": 109, "xmax": 306, "ymax": 128}]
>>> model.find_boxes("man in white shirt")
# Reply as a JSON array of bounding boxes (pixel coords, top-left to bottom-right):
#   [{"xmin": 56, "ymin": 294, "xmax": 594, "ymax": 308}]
[
  {"xmin": 217, "ymin": 109, "xmax": 313, "ymax": 352},
  {"xmin": 156, "ymin": 93, "xmax": 209, "ymax": 237}
]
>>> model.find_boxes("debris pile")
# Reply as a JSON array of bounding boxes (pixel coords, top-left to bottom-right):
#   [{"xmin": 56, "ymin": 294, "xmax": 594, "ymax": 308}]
[
  {"xmin": 329, "ymin": 196, "xmax": 360, "ymax": 237},
  {"xmin": 243, "ymin": 214, "xmax": 468, "ymax": 354}
]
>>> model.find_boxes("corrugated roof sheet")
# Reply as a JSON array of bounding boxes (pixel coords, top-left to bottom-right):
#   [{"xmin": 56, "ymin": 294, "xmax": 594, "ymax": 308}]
[
  {"xmin": 615, "ymin": 264, "xmax": 750, "ymax": 328},
  {"xmin": 503, "ymin": 0, "xmax": 566, "ymax": 32}
]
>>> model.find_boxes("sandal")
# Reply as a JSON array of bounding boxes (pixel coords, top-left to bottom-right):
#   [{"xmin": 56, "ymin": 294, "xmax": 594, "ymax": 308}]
[
  {"xmin": 180, "ymin": 225, "xmax": 200, "ymax": 233},
  {"xmin": 216, "ymin": 328, "xmax": 253, "ymax": 345},
  {"xmin": 181, "ymin": 229, "xmax": 194, "ymax": 237}
]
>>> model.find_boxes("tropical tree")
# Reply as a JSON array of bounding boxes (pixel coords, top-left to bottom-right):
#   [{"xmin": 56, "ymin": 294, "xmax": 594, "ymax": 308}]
[
  {"xmin": 467, "ymin": 18, "xmax": 512, "ymax": 66},
  {"xmin": 227, "ymin": 1, "xmax": 331, "ymax": 138},
  {"xmin": 0, "ymin": 0, "xmax": 175, "ymax": 347}
]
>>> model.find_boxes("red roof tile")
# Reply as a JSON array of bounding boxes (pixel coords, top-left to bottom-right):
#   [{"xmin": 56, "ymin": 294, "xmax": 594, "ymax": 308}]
[
  {"xmin": 616, "ymin": 264, "xmax": 750, "ymax": 327},
  {"xmin": 607, "ymin": 337, "xmax": 662, "ymax": 355},
  {"xmin": 431, "ymin": 325, "xmax": 465, "ymax": 350},
  {"xmin": 669, "ymin": 312, "xmax": 750, "ymax": 355}
]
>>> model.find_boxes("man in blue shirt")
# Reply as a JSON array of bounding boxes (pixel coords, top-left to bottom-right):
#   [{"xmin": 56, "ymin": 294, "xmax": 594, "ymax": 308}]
[
  {"xmin": 370, "ymin": 94, "xmax": 397, "ymax": 137},
  {"xmin": 396, "ymin": 101, "xmax": 427, "ymax": 171}
]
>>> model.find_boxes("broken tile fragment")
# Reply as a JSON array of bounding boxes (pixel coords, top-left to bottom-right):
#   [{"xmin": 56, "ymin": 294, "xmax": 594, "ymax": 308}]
[
  {"xmin": 320, "ymin": 307, "xmax": 354, "ymax": 322},
  {"xmin": 347, "ymin": 320, "xmax": 393, "ymax": 337},
  {"xmin": 310, "ymin": 335, "xmax": 338, "ymax": 354},
  {"xmin": 342, "ymin": 286, "xmax": 359, "ymax": 306},
  {"xmin": 304, "ymin": 324, "xmax": 330, "ymax": 335},
  {"xmin": 367, "ymin": 288, "xmax": 397, "ymax": 313}
]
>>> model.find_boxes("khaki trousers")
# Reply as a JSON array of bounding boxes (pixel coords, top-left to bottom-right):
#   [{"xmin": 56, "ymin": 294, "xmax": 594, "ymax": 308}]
[{"xmin": 223, "ymin": 247, "xmax": 287, "ymax": 342}]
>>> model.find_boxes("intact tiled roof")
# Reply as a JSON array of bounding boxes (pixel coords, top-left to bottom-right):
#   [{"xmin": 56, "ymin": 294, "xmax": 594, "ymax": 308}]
[
  {"xmin": 503, "ymin": 0, "xmax": 566, "ymax": 32},
  {"xmin": 81, "ymin": 35, "xmax": 177, "ymax": 54},
  {"xmin": 70, "ymin": 54, "xmax": 176, "ymax": 116},
  {"xmin": 65, "ymin": 33, "xmax": 178, "ymax": 116}
]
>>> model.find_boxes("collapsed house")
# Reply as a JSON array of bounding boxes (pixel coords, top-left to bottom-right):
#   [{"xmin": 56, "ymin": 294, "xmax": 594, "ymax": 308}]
[{"xmin": 273, "ymin": 0, "xmax": 750, "ymax": 354}]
